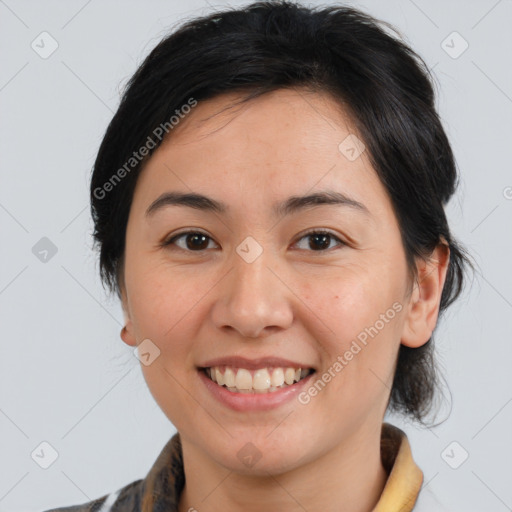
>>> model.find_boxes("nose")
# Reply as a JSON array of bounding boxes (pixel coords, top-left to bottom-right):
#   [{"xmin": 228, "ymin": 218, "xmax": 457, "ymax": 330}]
[{"xmin": 211, "ymin": 246, "xmax": 294, "ymax": 339}]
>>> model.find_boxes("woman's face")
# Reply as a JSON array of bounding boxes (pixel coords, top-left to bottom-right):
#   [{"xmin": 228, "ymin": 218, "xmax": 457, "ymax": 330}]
[{"xmin": 120, "ymin": 88, "xmax": 422, "ymax": 474}]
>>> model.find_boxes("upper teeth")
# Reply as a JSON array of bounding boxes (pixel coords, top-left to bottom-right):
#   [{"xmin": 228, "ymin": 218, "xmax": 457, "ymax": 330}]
[{"xmin": 206, "ymin": 366, "xmax": 311, "ymax": 393}]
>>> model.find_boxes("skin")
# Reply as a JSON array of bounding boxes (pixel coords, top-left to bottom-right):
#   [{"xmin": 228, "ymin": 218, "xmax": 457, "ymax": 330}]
[{"xmin": 119, "ymin": 88, "xmax": 449, "ymax": 512}]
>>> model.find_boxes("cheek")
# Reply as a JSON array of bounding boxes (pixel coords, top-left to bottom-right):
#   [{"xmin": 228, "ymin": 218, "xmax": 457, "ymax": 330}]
[
  {"xmin": 127, "ymin": 260, "xmax": 201, "ymax": 338},
  {"xmin": 304, "ymin": 267, "xmax": 402, "ymax": 342},
  {"xmin": 301, "ymin": 271, "xmax": 405, "ymax": 397},
  {"xmin": 127, "ymin": 268, "xmax": 206, "ymax": 428}
]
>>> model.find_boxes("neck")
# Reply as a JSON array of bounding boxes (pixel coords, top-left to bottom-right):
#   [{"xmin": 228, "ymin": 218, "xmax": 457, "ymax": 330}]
[{"xmin": 177, "ymin": 422, "xmax": 388, "ymax": 512}]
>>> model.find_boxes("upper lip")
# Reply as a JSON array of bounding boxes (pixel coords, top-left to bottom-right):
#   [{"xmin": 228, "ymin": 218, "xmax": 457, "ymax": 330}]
[{"xmin": 198, "ymin": 356, "xmax": 315, "ymax": 371}]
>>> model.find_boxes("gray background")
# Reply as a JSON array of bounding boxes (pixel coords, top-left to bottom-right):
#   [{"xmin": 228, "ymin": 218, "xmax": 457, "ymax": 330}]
[{"xmin": 1, "ymin": 0, "xmax": 511, "ymax": 510}]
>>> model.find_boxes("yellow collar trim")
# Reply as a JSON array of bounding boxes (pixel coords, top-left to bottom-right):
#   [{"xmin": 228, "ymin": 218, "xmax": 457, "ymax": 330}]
[{"xmin": 373, "ymin": 423, "xmax": 424, "ymax": 511}]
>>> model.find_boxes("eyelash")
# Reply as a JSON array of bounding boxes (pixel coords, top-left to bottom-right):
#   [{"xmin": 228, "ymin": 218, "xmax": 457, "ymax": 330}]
[{"xmin": 162, "ymin": 229, "xmax": 347, "ymax": 253}]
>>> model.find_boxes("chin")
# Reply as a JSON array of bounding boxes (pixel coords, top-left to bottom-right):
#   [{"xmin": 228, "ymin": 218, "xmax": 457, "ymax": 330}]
[{"xmin": 206, "ymin": 431, "xmax": 314, "ymax": 476}]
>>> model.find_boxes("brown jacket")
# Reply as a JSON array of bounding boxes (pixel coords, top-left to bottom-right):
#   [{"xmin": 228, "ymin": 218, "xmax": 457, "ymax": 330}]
[{"xmin": 44, "ymin": 423, "xmax": 424, "ymax": 512}]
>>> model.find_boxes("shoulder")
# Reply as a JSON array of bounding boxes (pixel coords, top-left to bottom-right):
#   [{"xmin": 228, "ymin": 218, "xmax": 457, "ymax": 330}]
[
  {"xmin": 42, "ymin": 478, "xmax": 144, "ymax": 512},
  {"xmin": 414, "ymin": 486, "xmax": 453, "ymax": 511}
]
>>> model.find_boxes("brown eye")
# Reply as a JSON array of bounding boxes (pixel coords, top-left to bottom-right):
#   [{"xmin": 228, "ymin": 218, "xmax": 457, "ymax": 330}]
[
  {"xmin": 294, "ymin": 230, "xmax": 345, "ymax": 252},
  {"xmin": 164, "ymin": 231, "xmax": 217, "ymax": 251}
]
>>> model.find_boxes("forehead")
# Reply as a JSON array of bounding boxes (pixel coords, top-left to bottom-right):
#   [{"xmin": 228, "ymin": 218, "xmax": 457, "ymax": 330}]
[
  {"xmin": 131, "ymin": 88, "xmax": 392, "ymax": 222},
  {"xmin": 160, "ymin": 88, "xmax": 356, "ymax": 162}
]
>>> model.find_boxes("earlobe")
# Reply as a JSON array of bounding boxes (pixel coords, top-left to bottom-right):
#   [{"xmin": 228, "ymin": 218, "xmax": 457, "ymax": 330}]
[
  {"xmin": 119, "ymin": 291, "xmax": 137, "ymax": 347},
  {"xmin": 401, "ymin": 243, "xmax": 450, "ymax": 348},
  {"xmin": 120, "ymin": 322, "xmax": 137, "ymax": 347},
  {"xmin": 119, "ymin": 281, "xmax": 137, "ymax": 347}
]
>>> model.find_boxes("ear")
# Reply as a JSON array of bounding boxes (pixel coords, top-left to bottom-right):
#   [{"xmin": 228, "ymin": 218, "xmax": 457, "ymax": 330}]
[
  {"xmin": 119, "ymin": 286, "xmax": 137, "ymax": 348},
  {"xmin": 401, "ymin": 242, "xmax": 450, "ymax": 348}
]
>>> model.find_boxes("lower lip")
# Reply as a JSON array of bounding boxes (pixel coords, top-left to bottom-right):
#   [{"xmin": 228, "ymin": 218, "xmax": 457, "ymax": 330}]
[{"xmin": 198, "ymin": 369, "xmax": 315, "ymax": 412}]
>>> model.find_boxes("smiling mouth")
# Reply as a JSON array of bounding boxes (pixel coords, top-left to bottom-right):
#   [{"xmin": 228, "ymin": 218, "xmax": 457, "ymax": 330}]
[{"xmin": 201, "ymin": 366, "xmax": 315, "ymax": 393}]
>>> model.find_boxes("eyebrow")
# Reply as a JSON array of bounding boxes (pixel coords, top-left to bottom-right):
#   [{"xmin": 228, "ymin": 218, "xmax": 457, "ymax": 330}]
[{"xmin": 145, "ymin": 190, "xmax": 370, "ymax": 218}]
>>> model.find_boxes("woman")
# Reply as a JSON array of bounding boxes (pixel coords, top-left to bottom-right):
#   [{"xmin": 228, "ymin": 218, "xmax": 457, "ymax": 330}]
[{"xmin": 47, "ymin": 1, "xmax": 471, "ymax": 510}]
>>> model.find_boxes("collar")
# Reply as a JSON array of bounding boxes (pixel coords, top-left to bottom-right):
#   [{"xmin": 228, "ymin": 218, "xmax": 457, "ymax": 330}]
[
  {"xmin": 141, "ymin": 422, "xmax": 423, "ymax": 512},
  {"xmin": 374, "ymin": 423, "xmax": 424, "ymax": 511}
]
